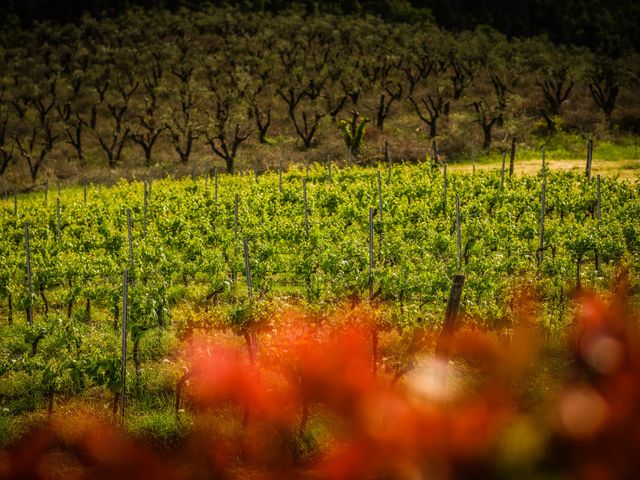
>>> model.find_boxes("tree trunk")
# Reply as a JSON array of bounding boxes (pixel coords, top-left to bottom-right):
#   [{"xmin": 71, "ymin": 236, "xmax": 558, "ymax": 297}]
[
  {"xmin": 47, "ymin": 385, "xmax": 54, "ymax": 416},
  {"xmin": 429, "ymin": 121, "xmax": 437, "ymax": 139},
  {"xmin": 156, "ymin": 303, "xmax": 164, "ymax": 329},
  {"xmin": 113, "ymin": 303, "xmax": 119, "ymax": 331},
  {"xmin": 143, "ymin": 145, "xmax": 152, "ymax": 167},
  {"xmin": 482, "ymin": 124, "xmax": 492, "ymax": 149},
  {"xmin": 175, "ymin": 371, "xmax": 193, "ymax": 414},
  {"xmin": 113, "ymin": 392, "xmax": 120, "ymax": 416},
  {"xmin": 8, "ymin": 293, "xmax": 12, "ymax": 325},
  {"xmin": 67, "ymin": 278, "xmax": 74, "ymax": 319},
  {"xmin": 39, "ymin": 282, "xmax": 49, "ymax": 316},
  {"xmin": 390, "ymin": 360, "xmax": 415, "ymax": 387}
]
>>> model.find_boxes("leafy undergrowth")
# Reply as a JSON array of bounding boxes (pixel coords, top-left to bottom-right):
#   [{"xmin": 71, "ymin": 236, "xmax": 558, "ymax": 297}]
[{"xmin": 1, "ymin": 283, "xmax": 639, "ymax": 479}]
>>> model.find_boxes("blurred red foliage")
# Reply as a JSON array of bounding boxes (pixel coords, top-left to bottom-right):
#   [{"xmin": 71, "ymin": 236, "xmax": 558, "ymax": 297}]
[{"xmin": 2, "ymin": 286, "xmax": 640, "ymax": 479}]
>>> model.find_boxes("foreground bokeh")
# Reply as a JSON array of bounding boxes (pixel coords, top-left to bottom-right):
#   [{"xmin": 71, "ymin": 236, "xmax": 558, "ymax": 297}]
[{"xmin": 2, "ymin": 282, "xmax": 639, "ymax": 479}]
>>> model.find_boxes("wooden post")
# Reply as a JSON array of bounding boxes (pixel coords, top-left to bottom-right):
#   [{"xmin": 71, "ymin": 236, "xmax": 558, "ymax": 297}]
[
  {"xmin": 586, "ymin": 140, "xmax": 593, "ymax": 179},
  {"xmin": 596, "ymin": 175, "xmax": 601, "ymax": 221},
  {"xmin": 127, "ymin": 209, "xmax": 133, "ymax": 268},
  {"xmin": 472, "ymin": 143, "xmax": 476, "ymax": 174},
  {"xmin": 541, "ymin": 146, "xmax": 546, "ymax": 174},
  {"xmin": 456, "ymin": 195, "xmax": 462, "ymax": 269},
  {"xmin": 435, "ymin": 274, "xmax": 465, "ymax": 360},
  {"xmin": 45, "ymin": 180, "xmax": 48, "ymax": 205},
  {"xmin": 537, "ymin": 181, "xmax": 546, "ymax": 267},
  {"xmin": 243, "ymin": 239, "xmax": 252, "ymax": 299},
  {"xmin": 214, "ymin": 168, "xmax": 218, "ymax": 205},
  {"xmin": 500, "ymin": 151, "xmax": 506, "ymax": 189},
  {"xmin": 83, "ymin": 180, "xmax": 87, "ymax": 205},
  {"xmin": 143, "ymin": 181, "xmax": 148, "ymax": 238},
  {"xmin": 368, "ymin": 207, "xmax": 374, "ymax": 299},
  {"xmin": 25, "ymin": 222, "xmax": 33, "ymax": 325},
  {"xmin": 377, "ymin": 171, "xmax": 383, "ymax": 222},
  {"xmin": 121, "ymin": 269, "xmax": 128, "ymax": 418},
  {"xmin": 443, "ymin": 163, "xmax": 447, "ymax": 216},
  {"xmin": 595, "ymin": 175, "xmax": 601, "ymax": 273},
  {"xmin": 57, "ymin": 180, "xmax": 60, "ymax": 204},
  {"xmin": 243, "ymin": 238, "xmax": 257, "ymax": 363},
  {"xmin": 303, "ymin": 179, "xmax": 309, "ymax": 237},
  {"xmin": 370, "ymin": 202, "xmax": 380, "ymax": 378},
  {"xmin": 509, "ymin": 137, "xmax": 516, "ymax": 177},
  {"xmin": 56, "ymin": 198, "xmax": 61, "ymax": 243},
  {"xmin": 234, "ymin": 194, "xmax": 239, "ymax": 242},
  {"xmin": 384, "ymin": 141, "xmax": 391, "ymax": 184},
  {"xmin": 377, "ymin": 170, "xmax": 384, "ymax": 256}
]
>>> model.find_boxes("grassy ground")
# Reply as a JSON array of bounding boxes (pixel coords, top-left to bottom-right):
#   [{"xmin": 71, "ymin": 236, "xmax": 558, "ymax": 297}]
[{"xmin": 449, "ymin": 158, "xmax": 640, "ymax": 179}]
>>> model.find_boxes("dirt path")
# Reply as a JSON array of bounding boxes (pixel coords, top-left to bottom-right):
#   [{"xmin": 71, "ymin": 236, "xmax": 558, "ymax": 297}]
[{"xmin": 447, "ymin": 158, "xmax": 640, "ymax": 179}]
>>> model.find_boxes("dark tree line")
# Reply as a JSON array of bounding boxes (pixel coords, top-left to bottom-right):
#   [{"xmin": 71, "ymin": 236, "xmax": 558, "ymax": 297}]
[{"xmin": 2, "ymin": 0, "xmax": 639, "ymax": 54}]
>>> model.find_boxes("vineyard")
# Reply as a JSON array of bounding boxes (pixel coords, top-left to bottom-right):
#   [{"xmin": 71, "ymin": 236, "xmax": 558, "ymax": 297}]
[
  {"xmin": 1, "ymin": 2, "xmax": 640, "ymax": 477},
  {"xmin": 0, "ymin": 159, "xmax": 639, "ymax": 475}
]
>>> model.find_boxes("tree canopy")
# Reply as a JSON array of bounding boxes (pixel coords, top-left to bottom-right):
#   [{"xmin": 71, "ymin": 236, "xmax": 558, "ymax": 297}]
[{"xmin": 1, "ymin": 0, "xmax": 638, "ymax": 54}]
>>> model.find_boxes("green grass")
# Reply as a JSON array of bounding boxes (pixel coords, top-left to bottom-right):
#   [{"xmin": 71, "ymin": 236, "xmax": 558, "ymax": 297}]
[
  {"xmin": 125, "ymin": 409, "xmax": 189, "ymax": 448},
  {"xmin": 0, "ymin": 414, "xmax": 24, "ymax": 447},
  {"xmin": 453, "ymin": 131, "xmax": 639, "ymax": 165}
]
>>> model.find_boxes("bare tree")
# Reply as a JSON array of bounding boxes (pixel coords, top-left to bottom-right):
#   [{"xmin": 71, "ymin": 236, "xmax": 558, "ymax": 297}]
[
  {"xmin": 402, "ymin": 50, "xmax": 436, "ymax": 97},
  {"xmin": 376, "ymin": 81, "xmax": 403, "ymax": 131},
  {"xmin": 588, "ymin": 60, "xmax": 620, "ymax": 130},
  {"xmin": 536, "ymin": 65, "xmax": 574, "ymax": 134},
  {"xmin": 57, "ymin": 69, "xmax": 90, "ymax": 164},
  {"xmin": 166, "ymin": 61, "xmax": 198, "ymax": 164},
  {"xmin": 94, "ymin": 75, "xmax": 137, "ymax": 168},
  {"xmin": 277, "ymin": 81, "xmax": 326, "ymax": 149},
  {"xmin": 448, "ymin": 55, "xmax": 477, "ymax": 100},
  {"xmin": 490, "ymin": 74, "xmax": 510, "ymax": 127},
  {"xmin": 131, "ymin": 66, "xmax": 166, "ymax": 167},
  {"xmin": 14, "ymin": 119, "xmax": 58, "ymax": 182},
  {"xmin": 203, "ymin": 88, "xmax": 252, "ymax": 174},
  {"xmin": 408, "ymin": 94, "xmax": 449, "ymax": 139},
  {"xmin": 250, "ymin": 92, "xmax": 272, "ymax": 144},
  {"xmin": 470, "ymin": 99, "xmax": 501, "ymax": 149},
  {"xmin": 0, "ymin": 104, "xmax": 14, "ymax": 176}
]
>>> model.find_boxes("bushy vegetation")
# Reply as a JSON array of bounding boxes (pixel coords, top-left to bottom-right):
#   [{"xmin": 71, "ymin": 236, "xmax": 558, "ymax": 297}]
[
  {"xmin": 4, "ymin": 0, "xmax": 640, "ymax": 55},
  {"xmin": 0, "ymin": 164, "xmax": 638, "ymax": 424}
]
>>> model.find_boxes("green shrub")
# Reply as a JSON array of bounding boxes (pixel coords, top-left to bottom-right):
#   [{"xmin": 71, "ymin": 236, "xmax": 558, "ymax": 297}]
[{"xmin": 125, "ymin": 411, "xmax": 189, "ymax": 448}]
